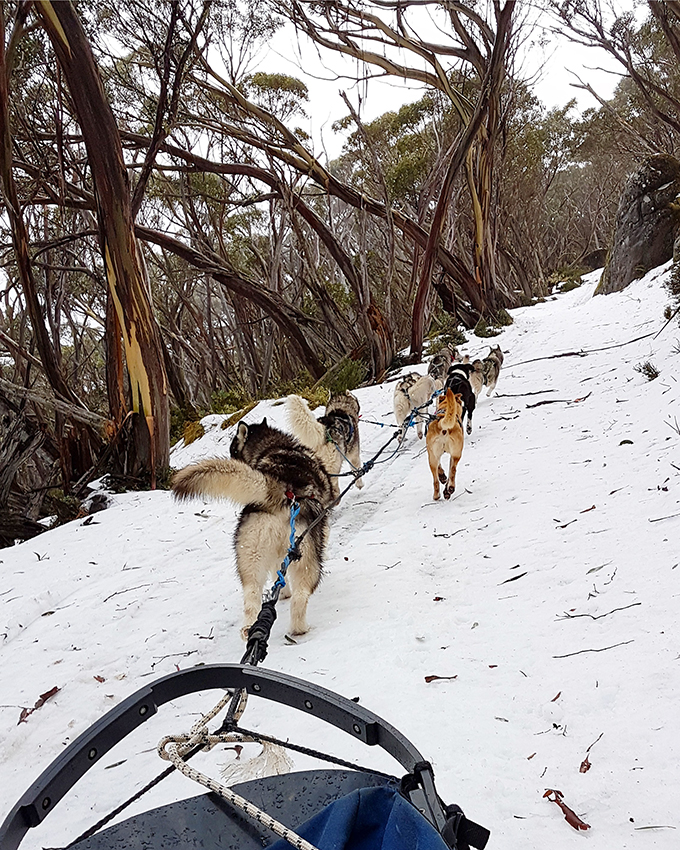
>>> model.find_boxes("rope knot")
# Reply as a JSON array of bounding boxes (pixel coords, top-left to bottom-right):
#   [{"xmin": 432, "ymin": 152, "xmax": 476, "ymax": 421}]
[{"xmin": 287, "ymin": 543, "xmax": 302, "ymax": 562}]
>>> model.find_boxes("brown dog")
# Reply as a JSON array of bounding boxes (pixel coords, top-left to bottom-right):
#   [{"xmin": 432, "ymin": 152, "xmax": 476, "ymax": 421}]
[{"xmin": 425, "ymin": 389, "xmax": 464, "ymax": 501}]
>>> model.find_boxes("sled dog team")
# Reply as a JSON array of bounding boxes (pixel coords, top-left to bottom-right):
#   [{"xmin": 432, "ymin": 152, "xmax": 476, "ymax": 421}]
[
  {"xmin": 393, "ymin": 344, "xmax": 503, "ymax": 502},
  {"xmin": 173, "ymin": 345, "xmax": 503, "ymax": 638}
]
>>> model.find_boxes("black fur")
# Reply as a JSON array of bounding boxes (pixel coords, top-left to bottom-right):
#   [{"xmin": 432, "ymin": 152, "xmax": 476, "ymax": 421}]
[
  {"xmin": 318, "ymin": 409, "xmax": 354, "ymax": 450},
  {"xmin": 230, "ymin": 419, "xmax": 333, "ymax": 589},
  {"xmin": 230, "ymin": 419, "xmax": 334, "ymax": 507},
  {"xmin": 444, "ymin": 363, "xmax": 476, "ymax": 435}
]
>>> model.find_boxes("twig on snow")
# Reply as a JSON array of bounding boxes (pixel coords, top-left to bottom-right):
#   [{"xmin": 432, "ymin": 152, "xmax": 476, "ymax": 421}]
[
  {"xmin": 553, "ymin": 640, "xmax": 634, "ymax": 659},
  {"xmin": 665, "ymin": 417, "xmax": 680, "ymax": 436},
  {"xmin": 151, "ymin": 650, "xmax": 198, "ymax": 669},
  {"xmin": 579, "ymin": 732, "xmax": 604, "ymax": 773},
  {"xmin": 556, "ymin": 602, "xmax": 641, "ymax": 621},
  {"xmin": 103, "ymin": 584, "xmax": 151, "ymax": 603},
  {"xmin": 494, "ymin": 390, "xmax": 558, "ymax": 397},
  {"xmin": 507, "ymin": 332, "xmax": 655, "ymax": 369},
  {"xmin": 526, "ymin": 392, "xmax": 592, "ymax": 409},
  {"xmin": 649, "ymin": 511, "xmax": 680, "ymax": 523}
]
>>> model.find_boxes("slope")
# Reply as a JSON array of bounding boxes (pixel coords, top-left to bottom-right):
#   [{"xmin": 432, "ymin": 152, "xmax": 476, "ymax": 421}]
[{"xmin": 1, "ymin": 263, "xmax": 679, "ymax": 849}]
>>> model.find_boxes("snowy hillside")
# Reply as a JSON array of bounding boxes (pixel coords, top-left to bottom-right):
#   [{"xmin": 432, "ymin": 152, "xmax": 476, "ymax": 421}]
[{"xmin": 2, "ymin": 263, "xmax": 679, "ymax": 850}]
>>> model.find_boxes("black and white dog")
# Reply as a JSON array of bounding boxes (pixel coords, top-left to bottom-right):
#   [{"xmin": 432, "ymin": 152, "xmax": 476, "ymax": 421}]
[
  {"xmin": 173, "ymin": 419, "xmax": 333, "ymax": 638},
  {"xmin": 444, "ymin": 362, "xmax": 476, "ymax": 435}
]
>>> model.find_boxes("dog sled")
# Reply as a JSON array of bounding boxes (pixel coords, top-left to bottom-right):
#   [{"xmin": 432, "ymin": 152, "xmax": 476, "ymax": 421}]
[{"xmin": 0, "ymin": 664, "xmax": 490, "ymax": 850}]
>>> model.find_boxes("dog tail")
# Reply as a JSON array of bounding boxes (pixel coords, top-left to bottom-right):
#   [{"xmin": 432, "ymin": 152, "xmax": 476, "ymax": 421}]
[
  {"xmin": 286, "ymin": 394, "xmax": 325, "ymax": 451},
  {"xmin": 172, "ymin": 458, "xmax": 280, "ymax": 508}
]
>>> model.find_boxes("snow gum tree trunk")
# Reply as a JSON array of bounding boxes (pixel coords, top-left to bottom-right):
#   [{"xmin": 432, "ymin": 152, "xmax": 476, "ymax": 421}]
[{"xmin": 34, "ymin": 0, "xmax": 170, "ymax": 478}]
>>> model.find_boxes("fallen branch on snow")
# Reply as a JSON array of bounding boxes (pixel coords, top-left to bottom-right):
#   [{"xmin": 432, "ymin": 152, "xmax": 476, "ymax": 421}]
[
  {"xmin": 494, "ymin": 390, "xmax": 558, "ymax": 397},
  {"xmin": 649, "ymin": 512, "xmax": 680, "ymax": 523},
  {"xmin": 553, "ymin": 640, "xmax": 634, "ymax": 658},
  {"xmin": 556, "ymin": 602, "xmax": 641, "ymax": 621},
  {"xmin": 527, "ymin": 392, "xmax": 592, "ymax": 409},
  {"xmin": 507, "ymin": 332, "xmax": 655, "ymax": 370}
]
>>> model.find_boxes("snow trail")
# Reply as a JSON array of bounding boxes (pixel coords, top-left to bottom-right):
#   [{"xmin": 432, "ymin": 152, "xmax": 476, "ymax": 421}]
[{"xmin": 2, "ymin": 264, "xmax": 679, "ymax": 849}]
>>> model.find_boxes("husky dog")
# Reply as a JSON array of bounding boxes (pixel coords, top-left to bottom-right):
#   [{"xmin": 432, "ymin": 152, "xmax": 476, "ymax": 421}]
[
  {"xmin": 286, "ymin": 391, "xmax": 363, "ymax": 496},
  {"xmin": 393, "ymin": 372, "xmax": 439, "ymax": 439},
  {"xmin": 463, "ymin": 355, "xmax": 485, "ymax": 400},
  {"xmin": 173, "ymin": 419, "xmax": 333, "ymax": 638},
  {"xmin": 444, "ymin": 361, "xmax": 476, "ymax": 435},
  {"xmin": 481, "ymin": 345, "xmax": 504, "ymax": 395},
  {"xmin": 427, "ymin": 347, "xmax": 453, "ymax": 384},
  {"xmin": 426, "ymin": 389, "xmax": 464, "ymax": 501}
]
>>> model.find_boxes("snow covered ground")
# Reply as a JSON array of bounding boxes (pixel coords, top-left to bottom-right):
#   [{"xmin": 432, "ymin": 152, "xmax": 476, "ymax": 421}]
[{"xmin": 2, "ymin": 263, "xmax": 679, "ymax": 849}]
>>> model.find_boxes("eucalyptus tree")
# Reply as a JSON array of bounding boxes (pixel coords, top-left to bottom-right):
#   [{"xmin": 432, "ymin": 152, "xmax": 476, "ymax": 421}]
[
  {"xmin": 279, "ymin": 0, "xmax": 518, "ymax": 356},
  {"xmin": 552, "ymin": 1, "xmax": 680, "ymax": 155}
]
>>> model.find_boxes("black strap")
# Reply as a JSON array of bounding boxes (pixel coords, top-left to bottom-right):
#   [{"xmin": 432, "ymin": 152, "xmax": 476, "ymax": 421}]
[
  {"xmin": 400, "ymin": 763, "xmax": 490, "ymax": 850},
  {"xmin": 240, "ymin": 599, "xmax": 278, "ymax": 666},
  {"xmin": 441, "ymin": 804, "xmax": 491, "ymax": 850}
]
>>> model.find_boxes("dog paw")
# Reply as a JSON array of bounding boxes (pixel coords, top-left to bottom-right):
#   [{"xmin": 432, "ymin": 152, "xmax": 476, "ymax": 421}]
[
  {"xmin": 444, "ymin": 485, "xmax": 455, "ymax": 500},
  {"xmin": 433, "ymin": 491, "xmax": 440, "ymax": 501},
  {"xmin": 289, "ymin": 623, "xmax": 309, "ymax": 636},
  {"xmin": 466, "ymin": 423, "xmax": 472, "ymax": 435},
  {"xmin": 355, "ymin": 477, "xmax": 364, "ymax": 489},
  {"xmin": 438, "ymin": 469, "xmax": 447, "ymax": 484}
]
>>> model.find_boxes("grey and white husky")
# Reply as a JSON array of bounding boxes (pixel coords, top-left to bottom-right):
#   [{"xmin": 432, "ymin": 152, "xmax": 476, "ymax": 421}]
[
  {"xmin": 173, "ymin": 419, "xmax": 333, "ymax": 638},
  {"xmin": 481, "ymin": 345, "xmax": 504, "ymax": 395},
  {"xmin": 393, "ymin": 372, "xmax": 439, "ymax": 439},
  {"xmin": 427, "ymin": 347, "xmax": 458, "ymax": 384},
  {"xmin": 286, "ymin": 391, "xmax": 363, "ymax": 495}
]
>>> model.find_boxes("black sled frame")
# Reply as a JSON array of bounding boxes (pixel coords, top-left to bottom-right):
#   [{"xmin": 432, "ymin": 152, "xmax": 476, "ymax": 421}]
[{"xmin": 0, "ymin": 664, "xmax": 489, "ymax": 850}]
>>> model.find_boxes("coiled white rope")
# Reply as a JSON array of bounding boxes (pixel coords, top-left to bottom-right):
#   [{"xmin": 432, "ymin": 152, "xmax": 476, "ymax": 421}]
[{"xmin": 157, "ymin": 691, "xmax": 320, "ymax": 850}]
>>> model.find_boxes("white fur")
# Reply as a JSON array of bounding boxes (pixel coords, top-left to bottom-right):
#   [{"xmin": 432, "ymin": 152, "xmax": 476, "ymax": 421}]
[
  {"xmin": 286, "ymin": 395, "xmax": 363, "ymax": 494},
  {"xmin": 173, "ymin": 456, "xmax": 325, "ymax": 638},
  {"xmin": 235, "ymin": 509, "xmax": 327, "ymax": 638},
  {"xmin": 172, "ymin": 458, "xmax": 273, "ymax": 507},
  {"xmin": 393, "ymin": 374, "xmax": 438, "ymax": 439},
  {"xmin": 463, "ymin": 355, "xmax": 484, "ymax": 400}
]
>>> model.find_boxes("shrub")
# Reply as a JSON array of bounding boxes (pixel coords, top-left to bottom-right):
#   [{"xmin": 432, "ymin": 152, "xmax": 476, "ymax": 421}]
[
  {"xmin": 548, "ymin": 265, "xmax": 585, "ymax": 293},
  {"xmin": 325, "ymin": 358, "xmax": 367, "ymax": 396},
  {"xmin": 635, "ymin": 360, "xmax": 660, "ymax": 381},
  {"xmin": 42, "ymin": 489, "xmax": 82, "ymax": 526},
  {"xmin": 473, "ymin": 317, "xmax": 501, "ymax": 338},
  {"xmin": 425, "ymin": 312, "xmax": 468, "ymax": 353},
  {"xmin": 183, "ymin": 420, "xmax": 205, "ymax": 446},
  {"xmin": 221, "ymin": 401, "xmax": 259, "ymax": 428},
  {"xmin": 558, "ymin": 279, "xmax": 582, "ymax": 293},
  {"xmin": 494, "ymin": 308, "xmax": 514, "ymax": 326},
  {"xmin": 211, "ymin": 384, "xmax": 253, "ymax": 414}
]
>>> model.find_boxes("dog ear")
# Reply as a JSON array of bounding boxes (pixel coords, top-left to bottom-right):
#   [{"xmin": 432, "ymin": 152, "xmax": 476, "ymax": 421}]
[
  {"xmin": 231, "ymin": 421, "xmax": 249, "ymax": 457},
  {"xmin": 261, "ymin": 417, "xmax": 268, "ymax": 426}
]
